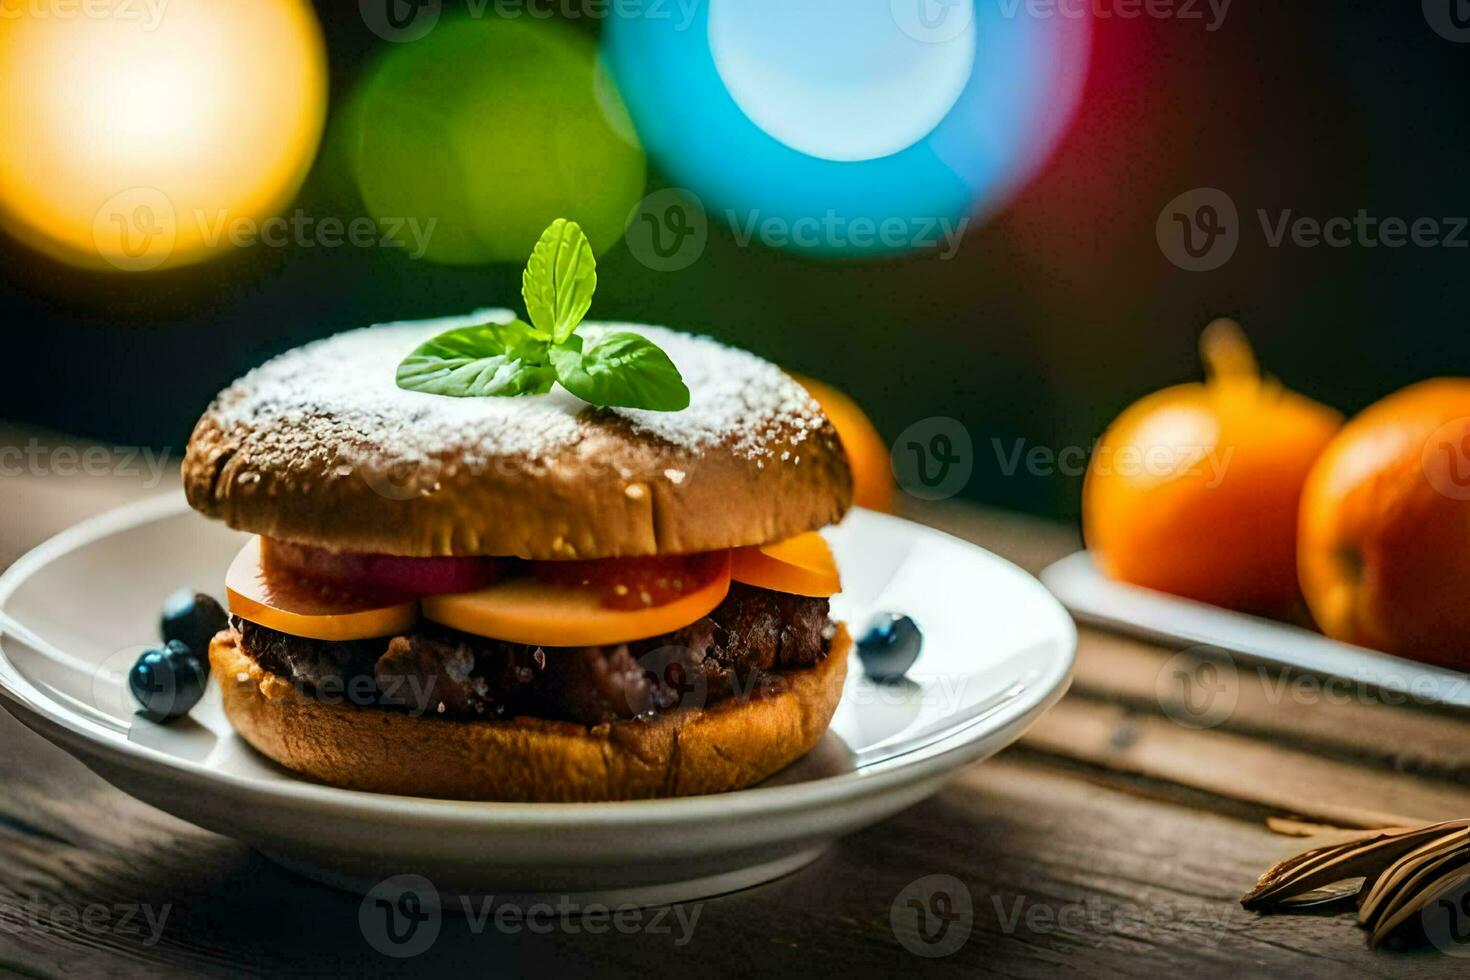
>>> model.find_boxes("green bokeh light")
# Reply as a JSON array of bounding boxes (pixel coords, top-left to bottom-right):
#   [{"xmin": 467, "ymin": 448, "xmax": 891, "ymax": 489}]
[{"xmin": 349, "ymin": 17, "xmax": 646, "ymax": 264}]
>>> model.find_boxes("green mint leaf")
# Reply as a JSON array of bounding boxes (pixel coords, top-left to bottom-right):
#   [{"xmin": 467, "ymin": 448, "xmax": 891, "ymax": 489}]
[
  {"xmin": 549, "ymin": 331, "xmax": 690, "ymax": 412},
  {"xmin": 396, "ymin": 319, "xmax": 554, "ymax": 397},
  {"xmin": 395, "ymin": 221, "xmax": 690, "ymax": 410},
  {"xmin": 522, "ymin": 218, "xmax": 597, "ymax": 345}
]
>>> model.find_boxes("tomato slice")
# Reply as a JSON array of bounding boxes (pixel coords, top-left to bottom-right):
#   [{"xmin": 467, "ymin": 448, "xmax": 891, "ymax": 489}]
[
  {"xmin": 226, "ymin": 537, "xmax": 418, "ymax": 641},
  {"xmin": 422, "ymin": 551, "xmax": 732, "ymax": 647},
  {"xmin": 262, "ymin": 539, "xmax": 498, "ymax": 598},
  {"xmin": 730, "ymin": 532, "xmax": 841, "ymax": 597},
  {"xmin": 528, "ymin": 553, "xmax": 729, "ymax": 611}
]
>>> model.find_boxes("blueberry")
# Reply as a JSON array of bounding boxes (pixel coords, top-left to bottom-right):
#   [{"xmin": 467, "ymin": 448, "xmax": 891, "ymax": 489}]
[
  {"xmin": 856, "ymin": 613, "xmax": 923, "ymax": 682},
  {"xmin": 161, "ymin": 589, "xmax": 229, "ymax": 654},
  {"xmin": 128, "ymin": 640, "xmax": 207, "ymax": 722}
]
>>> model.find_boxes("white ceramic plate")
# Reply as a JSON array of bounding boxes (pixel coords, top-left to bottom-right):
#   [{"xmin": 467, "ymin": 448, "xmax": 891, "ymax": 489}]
[
  {"xmin": 1041, "ymin": 550, "xmax": 1470, "ymax": 708},
  {"xmin": 0, "ymin": 496, "xmax": 1075, "ymax": 905}
]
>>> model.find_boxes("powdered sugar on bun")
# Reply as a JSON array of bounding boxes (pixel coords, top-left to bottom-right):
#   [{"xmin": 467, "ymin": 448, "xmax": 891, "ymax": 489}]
[{"xmin": 212, "ymin": 309, "xmax": 827, "ymax": 468}]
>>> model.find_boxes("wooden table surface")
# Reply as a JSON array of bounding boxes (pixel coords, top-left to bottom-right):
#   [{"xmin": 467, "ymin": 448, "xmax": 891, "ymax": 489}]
[{"xmin": 2, "ymin": 427, "xmax": 1468, "ymax": 977}]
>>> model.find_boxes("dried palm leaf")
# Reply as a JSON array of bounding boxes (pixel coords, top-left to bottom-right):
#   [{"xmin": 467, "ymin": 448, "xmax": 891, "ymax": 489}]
[{"xmin": 1242, "ymin": 818, "xmax": 1470, "ymax": 948}]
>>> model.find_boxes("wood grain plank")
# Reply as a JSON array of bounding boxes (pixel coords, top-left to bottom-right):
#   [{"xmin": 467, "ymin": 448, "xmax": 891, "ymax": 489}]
[
  {"xmin": 1070, "ymin": 631, "xmax": 1470, "ymax": 779},
  {"xmin": 1021, "ymin": 697, "xmax": 1470, "ymax": 828}
]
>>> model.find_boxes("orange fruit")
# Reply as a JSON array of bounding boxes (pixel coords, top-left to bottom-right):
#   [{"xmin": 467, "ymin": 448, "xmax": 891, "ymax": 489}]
[
  {"xmin": 797, "ymin": 376, "xmax": 895, "ymax": 513},
  {"xmin": 1083, "ymin": 320, "xmax": 1342, "ymax": 616},
  {"xmin": 1299, "ymin": 379, "xmax": 1470, "ymax": 667}
]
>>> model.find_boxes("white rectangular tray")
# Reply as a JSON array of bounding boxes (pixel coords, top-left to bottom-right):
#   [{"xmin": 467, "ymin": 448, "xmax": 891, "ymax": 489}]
[{"xmin": 1039, "ymin": 551, "xmax": 1470, "ymax": 710}]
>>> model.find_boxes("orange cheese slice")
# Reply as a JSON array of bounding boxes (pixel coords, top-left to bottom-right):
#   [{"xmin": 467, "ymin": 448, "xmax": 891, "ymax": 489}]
[
  {"xmin": 225, "ymin": 536, "xmax": 418, "ymax": 641},
  {"xmin": 730, "ymin": 532, "xmax": 841, "ymax": 597},
  {"xmin": 422, "ymin": 552, "xmax": 732, "ymax": 647}
]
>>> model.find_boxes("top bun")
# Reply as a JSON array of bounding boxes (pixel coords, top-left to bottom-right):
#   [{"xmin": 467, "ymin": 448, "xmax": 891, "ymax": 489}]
[{"xmin": 184, "ymin": 311, "xmax": 853, "ymax": 559}]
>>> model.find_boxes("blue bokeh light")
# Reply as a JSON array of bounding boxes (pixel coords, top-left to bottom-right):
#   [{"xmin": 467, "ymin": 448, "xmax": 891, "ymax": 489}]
[
  {"xmin": 604, "ymin": 0, "xmax": 1090, "ymax": 257},
  {"xmin": 708, "ymin": 0, "xmax": 975, "ymax": 163}
]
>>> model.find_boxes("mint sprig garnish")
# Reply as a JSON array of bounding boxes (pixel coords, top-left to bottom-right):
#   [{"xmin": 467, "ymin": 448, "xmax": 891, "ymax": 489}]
[
  {"xmin": 394, "ymin": 319, "xmax": 556, "ymax": 397},
  {"xmin": 549, "ymin": 332, "xmax": 690, "ymax": 412},
  {"xmin": 396, "ymin": 219, "xmax": 690, "ymax": 412},
  {"xmin": 522, "ymin": 218, "xmax": 596, "ymax": 345}
]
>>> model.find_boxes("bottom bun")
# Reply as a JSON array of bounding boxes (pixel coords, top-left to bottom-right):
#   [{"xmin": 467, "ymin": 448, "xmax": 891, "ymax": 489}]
[{"xmin": 209, "ymin": 625, "xmax": 849, "ymax": 802}]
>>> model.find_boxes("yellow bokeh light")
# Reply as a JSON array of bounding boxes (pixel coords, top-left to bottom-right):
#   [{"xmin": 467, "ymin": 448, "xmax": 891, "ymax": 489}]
[{"xmin": 0, "ymin": 0, "xmax": 328, "ymax": 272}]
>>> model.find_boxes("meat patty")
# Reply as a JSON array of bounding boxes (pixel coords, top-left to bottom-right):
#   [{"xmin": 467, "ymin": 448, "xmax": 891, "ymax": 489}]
[{"xmin": 234, "ymin": 584, "xmax": 833, "ymax": 725}]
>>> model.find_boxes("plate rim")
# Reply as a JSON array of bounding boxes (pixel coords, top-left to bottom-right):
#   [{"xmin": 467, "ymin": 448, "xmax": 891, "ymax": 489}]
[
  {"xmin": 1040, "ymin": 549, "xmax": 1470, "ymax": 707},
  {"xmin": 0, "ymin": 494, "xmax": 1076, "ymax": 827}
]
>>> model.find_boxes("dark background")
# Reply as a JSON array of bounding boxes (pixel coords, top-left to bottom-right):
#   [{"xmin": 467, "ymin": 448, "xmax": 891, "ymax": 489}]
[{"xmin": 2, "ymin": 0, "xmax": 1466, "ymax": 521}]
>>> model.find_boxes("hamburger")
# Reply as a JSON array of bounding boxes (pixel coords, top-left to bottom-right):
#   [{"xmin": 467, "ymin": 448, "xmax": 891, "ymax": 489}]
[{"xmin": 184, "ymin": 220, "xmax": 854, "ymax": 802}]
